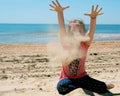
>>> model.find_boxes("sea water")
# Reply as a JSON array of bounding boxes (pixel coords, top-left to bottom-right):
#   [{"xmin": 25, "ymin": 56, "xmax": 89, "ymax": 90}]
[{"xmin": 0, "ymin": 24, "xmax": 120, "ymax": 44}]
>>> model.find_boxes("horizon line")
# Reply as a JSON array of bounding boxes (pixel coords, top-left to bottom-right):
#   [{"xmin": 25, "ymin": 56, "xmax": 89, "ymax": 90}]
[{"xmin": 0, "ymin": 23, "xmax": 120, "ymax": 25}]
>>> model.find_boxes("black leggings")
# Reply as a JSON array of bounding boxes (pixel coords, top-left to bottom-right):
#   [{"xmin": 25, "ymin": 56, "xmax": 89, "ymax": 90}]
[{"xmin": 57, "ymin": 75, "xmax": 108, "ymax": 95}]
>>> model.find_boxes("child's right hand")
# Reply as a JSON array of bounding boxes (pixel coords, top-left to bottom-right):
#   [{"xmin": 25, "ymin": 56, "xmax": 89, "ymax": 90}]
[{"xmin": 49, "ymin": 0, "xmax": 69, "ymax": 12}]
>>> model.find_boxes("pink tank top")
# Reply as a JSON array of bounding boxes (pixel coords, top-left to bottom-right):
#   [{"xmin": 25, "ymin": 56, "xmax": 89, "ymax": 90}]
[{"xmin": 60, "ymin": 42, "xmax": 89, "ymax": 79}]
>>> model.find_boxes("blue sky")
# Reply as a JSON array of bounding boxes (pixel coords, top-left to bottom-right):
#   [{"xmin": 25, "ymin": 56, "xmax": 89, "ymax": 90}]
[{"xmin": 0, "ymin": 0, "xmax": 120, "ymax": 24}]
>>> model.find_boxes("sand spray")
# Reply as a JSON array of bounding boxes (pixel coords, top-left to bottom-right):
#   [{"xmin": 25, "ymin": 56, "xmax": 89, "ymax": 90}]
[{"xmin": 47, "ymin": 33, "xmax": 90, "ymax": 65}]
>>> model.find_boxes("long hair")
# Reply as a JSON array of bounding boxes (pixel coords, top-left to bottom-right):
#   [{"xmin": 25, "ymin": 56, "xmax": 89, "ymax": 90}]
[{"xmin": 68, "ymin": 19, "xmax": 86, "ymax": 36}]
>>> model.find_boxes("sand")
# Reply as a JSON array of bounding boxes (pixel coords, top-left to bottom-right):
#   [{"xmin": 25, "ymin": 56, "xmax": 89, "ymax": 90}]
[{"xmin": 0, "ymin": 41, "xmax": 120, "ymax": 96}]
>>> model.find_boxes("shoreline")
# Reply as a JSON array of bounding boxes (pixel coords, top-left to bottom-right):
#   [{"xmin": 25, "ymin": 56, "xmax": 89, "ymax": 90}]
[
  {"xmin": 0, "ymin": 40, "xmax": 120, "ymax": 44},
  {"xmin": 0, "ymin": 41, "xmax": 120, "ymax": 96}
]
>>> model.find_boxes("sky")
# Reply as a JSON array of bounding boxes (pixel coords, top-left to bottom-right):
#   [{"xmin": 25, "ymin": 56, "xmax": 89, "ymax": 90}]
[{"xmin": 0, "ymin": 0, "xmax": 120, "ymax": 24}]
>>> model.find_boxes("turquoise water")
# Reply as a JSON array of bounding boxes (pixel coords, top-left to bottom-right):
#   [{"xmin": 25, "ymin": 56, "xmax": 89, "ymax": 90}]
[{"xmin": 0, "ymin": 24, "xmax": 120, "ymax": 43}]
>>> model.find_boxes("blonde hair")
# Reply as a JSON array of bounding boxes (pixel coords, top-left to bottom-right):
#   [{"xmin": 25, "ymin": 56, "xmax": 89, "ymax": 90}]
[{"xmin": 68, "ymin": 19, "xmax": 86, "ymax": 35}]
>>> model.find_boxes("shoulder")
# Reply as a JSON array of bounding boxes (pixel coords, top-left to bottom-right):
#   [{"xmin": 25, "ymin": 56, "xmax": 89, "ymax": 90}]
[{"xmin": 81, "ymin": 42, "xmax": 90, "ymax": 48}]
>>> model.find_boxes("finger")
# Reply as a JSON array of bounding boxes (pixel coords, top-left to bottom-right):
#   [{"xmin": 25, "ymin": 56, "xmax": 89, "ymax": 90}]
[
  {"xmin": 63, "ymin": 6, "xmax": 70, "ymax": 10},
  {"xmin": 84, "ymin": 13, "xmax": 91, "ymax": 16},
  {"xmin": 98, "ymin": 12, "xmax": 104, "ymax": 15},
  {"xmin": 52, "ymin": 0, "xmax": 57, "ymax": 7},
  {"xmin": 49, "ymin": 4, "xmax": 55, "ymax": 8},
  {"xmin": 50, "ymin": 9, "xmax": 55, "ymax": 11},
  {"xmin": 92, "ymin": 5, "xmax": 94, "ymax": 12},
  {"xmin": 98, "ymin": 7, "xmax": 102, "ymax": 13},
  {"xmin": 56, "ymin": 0, "xmax": 61, "ymax": 6},
  {"xmin": 95, "ymin": 5, "xmax": 98, "ymax": 11}
]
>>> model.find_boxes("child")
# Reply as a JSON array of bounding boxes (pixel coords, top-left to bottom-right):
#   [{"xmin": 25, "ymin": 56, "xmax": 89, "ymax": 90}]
[{"xmin": 50, "ymin": 0, "xmax": 114, "ymax": 95}]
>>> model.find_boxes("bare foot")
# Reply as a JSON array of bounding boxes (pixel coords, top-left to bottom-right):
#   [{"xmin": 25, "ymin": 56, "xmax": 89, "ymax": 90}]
[{"xmin": 106, "ymin": 83, "xmax": 114, "ymax": 89}]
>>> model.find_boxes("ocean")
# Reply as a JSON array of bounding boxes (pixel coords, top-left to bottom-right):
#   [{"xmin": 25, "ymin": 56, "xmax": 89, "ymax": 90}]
[{"xmin": 0, "ymin": 24, "xmax": 120, "ymax": 44}]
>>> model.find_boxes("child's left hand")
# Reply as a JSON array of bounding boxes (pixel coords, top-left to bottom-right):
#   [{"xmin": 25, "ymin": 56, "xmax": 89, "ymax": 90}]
[{"xmin": 84, "ymin": 5, "xmax": 103, "ymax": 19}]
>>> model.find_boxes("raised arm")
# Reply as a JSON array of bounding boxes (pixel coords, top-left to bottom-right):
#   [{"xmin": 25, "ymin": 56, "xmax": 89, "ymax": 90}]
[
  {"xmin": 49, "ymin": 0, "xmax": 69, "ymax": 38},
  {"xmin": 84, "ymin": 5, "xmax": 103, "ymax": 45}
]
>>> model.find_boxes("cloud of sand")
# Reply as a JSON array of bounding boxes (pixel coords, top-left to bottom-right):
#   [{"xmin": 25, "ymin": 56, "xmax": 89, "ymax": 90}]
[{"xmin": 47, "ymin": 33, "xmax": 90, "ymax": 65}]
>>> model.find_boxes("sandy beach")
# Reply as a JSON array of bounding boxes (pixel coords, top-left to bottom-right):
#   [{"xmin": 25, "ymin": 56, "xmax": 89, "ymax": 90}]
[{"xmin": 0, "ymin": 41, "xmax": 120, "ymax": 96}]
